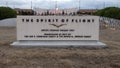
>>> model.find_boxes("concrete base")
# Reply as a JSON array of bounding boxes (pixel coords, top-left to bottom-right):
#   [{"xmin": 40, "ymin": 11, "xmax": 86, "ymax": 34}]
[{"xmin": 11, "ymin": 40, "xmax": 106, "ymax": 47}]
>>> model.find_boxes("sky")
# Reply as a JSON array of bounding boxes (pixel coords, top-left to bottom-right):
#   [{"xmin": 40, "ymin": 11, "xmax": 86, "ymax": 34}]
[{"xmin": 0, "ymin": 0, "xmax": 120, "ymax": 9}]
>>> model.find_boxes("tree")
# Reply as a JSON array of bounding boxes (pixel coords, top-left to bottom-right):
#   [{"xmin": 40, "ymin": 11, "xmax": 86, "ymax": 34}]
[
  {"xmin": 76, "ymin": 10, "xmax": 80, "ymax": 15},
  {"xmin": 62, "ymin": 10, "xmax": 65, "ymax": 15},
  {"xmin": 20, "ymin": 10, "xmax": 34, "ymax": 15},
  {"xmin": 0, "ymin": 7, "xmax": 17, "ymax": 20},
  {"xmin": 46, "ymin": 10, "xmax": 49, "ymax": 15},
  {"xmin": 73, "ymin": 12, "xmax": 76, "ymax": 15},
  {"xmin": 95, "ymin": 7, "xmax": 120, "ymax": 19}
]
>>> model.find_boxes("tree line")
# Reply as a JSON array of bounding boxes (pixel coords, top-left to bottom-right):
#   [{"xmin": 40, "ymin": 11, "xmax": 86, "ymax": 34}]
[
  {"xmin": 0, "ymin": 7, "xmax": 16, "ymax": 20},
  {"xmin": 0, "ymin": 6, "xmax": 120, "ymax": 20},
  {"xmin": 95, "ymin": 7, "xmax": 120, "ymax": 19},
  {"xmin": 0, "ymin": 7, "xmax": 34, "ymax": 20}
]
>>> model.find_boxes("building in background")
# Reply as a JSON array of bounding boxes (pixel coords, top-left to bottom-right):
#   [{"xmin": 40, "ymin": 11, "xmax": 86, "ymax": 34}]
[
  {"xmin": 33, "ymin": 8, "xmax": 97, "ymax": 15},
  {"xmin": 14, "ymin": 8, "xmax": 35, "ymax": 15},
  {"xmin": 34, "ymin": 8, "xmax": 78, "ymax": 15},
  {"xmin": 77, "ymin": 9, "xmax": 97, "ymax": 15},
  {"xmin": 14, "ymin": 8, "xmax": 97, "ymax": 16}
]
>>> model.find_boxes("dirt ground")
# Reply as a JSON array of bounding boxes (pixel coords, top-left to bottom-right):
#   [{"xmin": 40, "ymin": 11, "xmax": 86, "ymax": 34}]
[{"xmin": 0, "ymin": 27, "xmax": 120, "ymax": 68}]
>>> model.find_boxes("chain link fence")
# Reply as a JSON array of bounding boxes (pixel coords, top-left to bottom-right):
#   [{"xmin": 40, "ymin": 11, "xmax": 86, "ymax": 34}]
[{"xmin": 99, "ymin": 17, "xmax": 120, "ymax": 30}]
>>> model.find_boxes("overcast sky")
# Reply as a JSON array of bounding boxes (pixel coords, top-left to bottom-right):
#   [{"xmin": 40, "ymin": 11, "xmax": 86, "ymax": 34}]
[{"xmin": 0, "ymin": 0, "xmax": 120, "ymax": 9}]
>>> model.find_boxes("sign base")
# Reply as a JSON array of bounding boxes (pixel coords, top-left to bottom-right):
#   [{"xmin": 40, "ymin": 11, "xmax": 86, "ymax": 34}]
[{"xmin": 11, "ymin": 41, "xmax": 106, "ymax": 47}]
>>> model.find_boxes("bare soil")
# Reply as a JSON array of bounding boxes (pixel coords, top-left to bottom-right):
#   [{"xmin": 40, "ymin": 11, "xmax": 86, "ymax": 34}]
[{"xmin": 0, "ymin": 27, "xmax": 120, "ymax": 68}]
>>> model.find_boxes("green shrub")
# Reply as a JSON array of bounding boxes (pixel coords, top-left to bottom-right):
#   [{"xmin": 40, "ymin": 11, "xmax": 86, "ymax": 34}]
[
  {"xmin": 0, "ymin": 7, "xmax": 17, "ymax": 20},
  {"xmin": 95, "ymin": 7, "xmax": 120, "ymax": 19}
]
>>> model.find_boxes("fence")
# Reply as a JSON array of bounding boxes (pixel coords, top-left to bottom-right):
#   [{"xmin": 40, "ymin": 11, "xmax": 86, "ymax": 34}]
[{"xmin": 99, "ymin": 17, "xmax": 120, "ymax": 30}]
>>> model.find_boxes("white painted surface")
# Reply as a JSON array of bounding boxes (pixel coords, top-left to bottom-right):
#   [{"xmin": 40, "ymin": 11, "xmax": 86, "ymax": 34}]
[
  {"xmin": 11, "ymin": 15, "xmax": 107, "ymax": 47},
  {"xmin": 0, "ymin": 18, "xmax": 16, "ymax": 26},
  {"xmin": 17, "ymin": 16, "xmax": 99, "ymax": 41},
  {"xmin": 11, "ymin": 40, "xmax": 106, "ymax": 47}
]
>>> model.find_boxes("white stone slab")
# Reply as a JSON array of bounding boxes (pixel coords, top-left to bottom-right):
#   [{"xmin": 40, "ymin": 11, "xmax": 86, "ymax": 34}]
[
  {"xmin": 11, "ymin": 41, "xmax": 106, "ymax": 47},
  {"xmin": 11, "ymin": 16, "xmax": 107, "ymax": 47},
  {"xmin": 17, "ymin": 16, "xmax": 99, "ymax": 41}
]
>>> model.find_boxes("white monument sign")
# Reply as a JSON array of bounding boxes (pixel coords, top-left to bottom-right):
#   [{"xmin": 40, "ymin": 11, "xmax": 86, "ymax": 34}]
[{"xmin": 11, "ymin": 16, "xmax": 106, "ymax": 47}]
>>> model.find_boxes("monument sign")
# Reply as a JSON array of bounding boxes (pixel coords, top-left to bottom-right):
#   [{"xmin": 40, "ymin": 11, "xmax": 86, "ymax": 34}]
[{"xmin": 11, "ymin": 16, "xmax": 106, "ymax": 47}]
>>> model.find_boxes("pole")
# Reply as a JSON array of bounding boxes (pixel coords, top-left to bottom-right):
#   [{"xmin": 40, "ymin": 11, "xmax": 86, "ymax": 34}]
[
  {"xmin": 103, "ymin": 2, "xmax": 106, "ymax": 8},
  {"xmin": 6, "ymin": 2, "xmax": 8, "ymax": 7},
  {"xmin": 13, "ymin": 4, "xmax": 15, "ymax": 9},
  {"xmin": 55, "ymin": 0, "xmax": 58, "ymax": 14},
  {"xmin": 31, "ymin": 1, "xmax": 32, "ymax": 9},
  {"xmin": 79, "ymin": 0, "xmax": 80, "ymax": 10}
]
